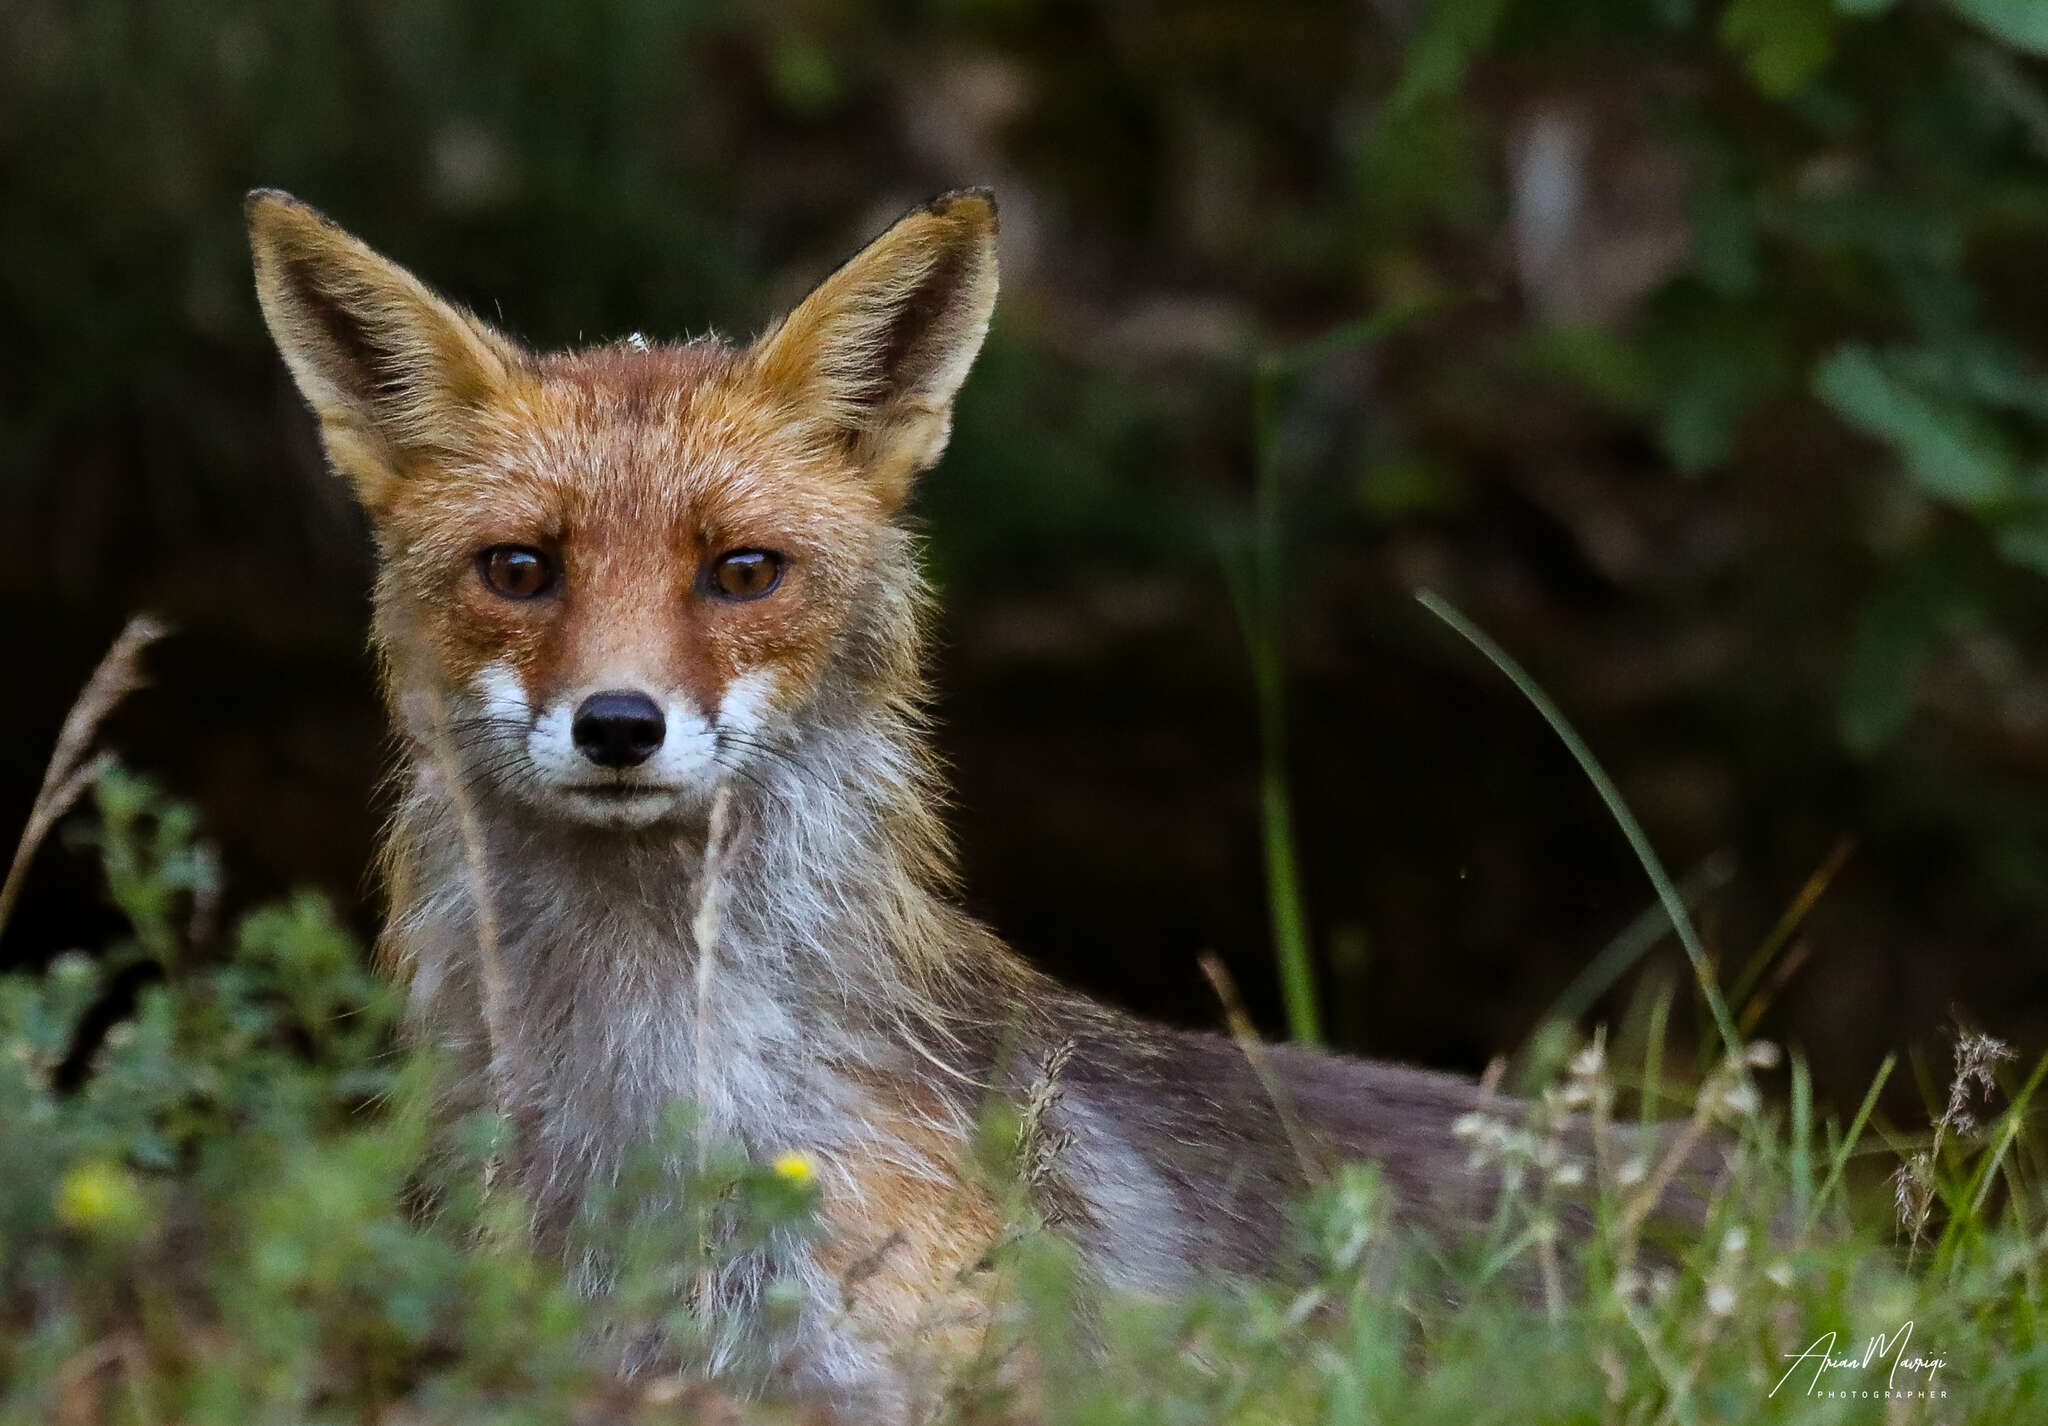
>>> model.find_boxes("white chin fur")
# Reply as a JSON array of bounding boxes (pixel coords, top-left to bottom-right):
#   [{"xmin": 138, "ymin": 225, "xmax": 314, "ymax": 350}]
[
  {"xmin": 553, "ymin": 784, "xmax": 699, "ymax": 829},
  {"xmin": 460, "ymin": 662, "xmax": 776, "ymax": 827}
]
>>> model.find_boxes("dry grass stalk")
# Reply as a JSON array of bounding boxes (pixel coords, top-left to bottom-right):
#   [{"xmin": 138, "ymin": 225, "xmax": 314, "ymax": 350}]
[
  {"xmin": 399, "ymin": 616, "xmax": 540, "ymax": 1190},
  {"xmin": 0, "ymin": 614, "xmax": 166, "ymax": 941},
  {"xmin": 691, "ymin": 782, "xmax": 735, "ymax": 1167},
  {"xmin": 684, "ymin": 783, "xmax": 736, "ymax": 1328},
  {"xmin": 1198, "ymin": 951, "xmax": 1317, "ymax": 1179},
  {"xmin": 1893, "ymin": 1029, "xmax": 2016, "ymax": 1252},
  {"xmin": 1014, "ymin": 1038, "xmax": 1077, "ymax": 1208},
  {"xmin": 1613, "ymin": 1049, "xmax": 1757, "ymax": 1258}
]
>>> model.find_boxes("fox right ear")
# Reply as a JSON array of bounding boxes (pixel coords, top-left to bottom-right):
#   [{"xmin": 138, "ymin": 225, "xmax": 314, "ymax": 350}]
[
  {"xmin": 748, "ymin": 190, "xmax": 999, "ymax": 508},
  {"xmin": 246, "ymin": 190, "xmax": 523, "ymax": 512}
]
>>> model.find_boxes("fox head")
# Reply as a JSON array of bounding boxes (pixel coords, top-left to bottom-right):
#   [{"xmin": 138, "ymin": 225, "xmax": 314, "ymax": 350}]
[{"xmin": 247, "ymin": 189, "xmax": 997, "ymax": 830}]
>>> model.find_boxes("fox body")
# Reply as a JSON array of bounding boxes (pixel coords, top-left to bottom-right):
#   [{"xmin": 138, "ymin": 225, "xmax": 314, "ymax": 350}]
[{"xmin": 246, "ymin": 189, "xmax": 1496, "ymax": 1403}]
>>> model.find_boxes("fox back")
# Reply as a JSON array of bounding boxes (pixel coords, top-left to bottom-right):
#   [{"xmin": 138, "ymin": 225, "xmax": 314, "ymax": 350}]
[{"xmin": 246, "ymin": 189, "xmax": 1497, "ymax": 1407}]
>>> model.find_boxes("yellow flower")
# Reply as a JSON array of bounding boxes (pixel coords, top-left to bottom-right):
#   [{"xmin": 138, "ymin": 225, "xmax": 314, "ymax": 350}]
[
  {"xmin": 770, "ymin": 1151, "xmax": 816, "ymax": 1188},
  {"xmin": 55, "ymin": 1160, "xmax": 144, "ymax": 1233}
]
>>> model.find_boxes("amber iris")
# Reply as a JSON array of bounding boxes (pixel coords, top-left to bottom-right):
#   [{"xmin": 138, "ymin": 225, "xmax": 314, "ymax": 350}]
[
  {"xmin": 707, "ymin": 549, "xmax": 784, "ymax": 601},
  {"xmin": 478, "ymin": 545, "xmax": 555, "ymax": 599}
]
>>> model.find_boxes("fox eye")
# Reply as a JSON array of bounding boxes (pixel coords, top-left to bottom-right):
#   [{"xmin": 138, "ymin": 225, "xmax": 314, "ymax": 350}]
[
  {"xmin": 706, "ymin": 549, "xmax": 784, "ymax": 601},
  {"xmin": 478, "ymin": 545, "xmax": 555, "ymax": 599}
]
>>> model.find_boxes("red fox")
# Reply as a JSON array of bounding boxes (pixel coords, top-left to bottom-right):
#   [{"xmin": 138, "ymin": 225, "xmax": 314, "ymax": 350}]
[{"xmin": 246, "ymin": 188, "xmax": 1509, "ymax": 1404}]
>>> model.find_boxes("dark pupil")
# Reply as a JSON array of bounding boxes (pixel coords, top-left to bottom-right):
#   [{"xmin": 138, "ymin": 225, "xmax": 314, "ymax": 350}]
[
  {"xmin": 494, "ymin": 550, "xmax": 542, "ymax": 594},
  {"xmin": 723, "ymin": 554, "xmax": 768, "ymax": 593}
]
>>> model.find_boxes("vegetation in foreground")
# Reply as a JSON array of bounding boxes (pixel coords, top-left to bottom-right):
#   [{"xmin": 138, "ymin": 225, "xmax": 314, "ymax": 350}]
[{"xmin": 0, "ymin": 628, "xmax": 2042, "ymax": 1425}]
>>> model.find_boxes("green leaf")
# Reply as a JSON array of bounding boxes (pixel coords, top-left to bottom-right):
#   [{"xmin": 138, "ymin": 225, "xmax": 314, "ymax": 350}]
[
  {"xmin": 767, "ymin": 36, "xmax": 840, "ymax": 115},
  {"xmin": 1389, "ymin": 0, "xmax": 1512, "ymax": 115},
  {"xmin": 1356, "ymin": 455, "xmax": 1469, "ymax": 519},
  {"xmin": 1838, "ymin": 610, "xmax": 1933, "ymax": 754},
  {"xmin": 1692, "ymin": 191, "xmax": 1761, "ymax": 297},
  {"xmin": 1721, "ymin": 0, "xmax": 1838, "ymax": 97},
  {"xmin": 1661, "ymin": 382, "xmax": 1741, "ymax": 474},
  {"xmin": 1836, "ymin": 567, "xmax": 1970, "ymax": 753},
  {"xmin": 1885, "ymin": 341, "xmax": 2048, "ymax": 424},
  {"xmin": 1994, "ymin": 511, "xmax": 2048, "ymax": 575},
  {"xmin": 1522, "ymin": 323, "xmax": 1657, "ymax": 416},
  {"xmin": 1644, "ymin": 301, "xmax": 1792, "ymax": 475},
  {"xmin": 1943, "ymin": 0, "xmax": 2048, "ymax": 55},
  {"xmin": 1814, "ymin": 344, "xmax": 2019, "ymax": 504}
]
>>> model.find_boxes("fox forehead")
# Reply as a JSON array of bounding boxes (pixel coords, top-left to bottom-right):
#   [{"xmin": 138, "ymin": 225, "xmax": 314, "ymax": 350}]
[{"xmin": 388, "ymin": 340, "xmax": 887, "ymax": 552}]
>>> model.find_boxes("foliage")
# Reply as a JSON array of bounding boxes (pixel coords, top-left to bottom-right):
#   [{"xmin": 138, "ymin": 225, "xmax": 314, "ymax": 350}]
[
  {"xmin": 3, "ymin": 767, "xmax": 2044, "ymax": 1422},
  {"xmin": 1450, "ymin": 0, "xmax": 2048, "ymax": 756},
  {"xmin": 0, "ymin": 770, "xmax": 820, "ymax": 1423}
]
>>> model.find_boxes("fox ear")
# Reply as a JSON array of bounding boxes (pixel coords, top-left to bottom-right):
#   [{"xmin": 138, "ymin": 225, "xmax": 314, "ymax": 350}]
[
  {"xmin": 749, "ymin": 189, "xmax": 999, "ymax": 506},
  {"xmin": 246, "ymin": 189, "xmax": 523, "ymax": 513}
]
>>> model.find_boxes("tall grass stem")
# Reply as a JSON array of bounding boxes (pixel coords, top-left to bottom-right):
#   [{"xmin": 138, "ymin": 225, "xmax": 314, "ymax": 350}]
[{"xmin": 1415, "ymin": 590, "xmax": 1747, "ymax": 1071}]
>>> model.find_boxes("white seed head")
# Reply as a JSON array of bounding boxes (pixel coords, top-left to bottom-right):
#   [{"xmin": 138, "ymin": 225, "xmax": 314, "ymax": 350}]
[{"xmin": 1719, "ymin": 1080, "xmax": 1760, "ymax": 1117}]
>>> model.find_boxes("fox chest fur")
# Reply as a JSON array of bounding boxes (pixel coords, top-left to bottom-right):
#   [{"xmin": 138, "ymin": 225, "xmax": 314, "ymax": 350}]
[{"xmin": 247, "ymin": 185, "xmax": 1495, "ymax": 1405}]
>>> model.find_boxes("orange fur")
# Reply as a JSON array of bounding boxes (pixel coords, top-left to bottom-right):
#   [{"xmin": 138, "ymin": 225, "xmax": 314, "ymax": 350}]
[{"xmin": 812, "ymin": 1080, "xmax": 1004, "ymax": 1346}]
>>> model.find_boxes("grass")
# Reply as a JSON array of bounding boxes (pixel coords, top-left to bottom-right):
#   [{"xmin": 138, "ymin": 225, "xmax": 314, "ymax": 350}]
[
  {"xmin": 3, "ymin": 619, "xmax": 2046, "ymax": 1422},
  {"xmin": 1222, "ymin": 299, "xmax": 1449, "ymax": 1047},
  {"xmin": 1413, "ymin": 590, "xmax": 1748, "ymax": 1069}
]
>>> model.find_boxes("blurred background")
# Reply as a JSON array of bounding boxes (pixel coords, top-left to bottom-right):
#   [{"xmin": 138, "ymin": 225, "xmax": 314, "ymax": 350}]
[{"xmin": 5, "ymin": 0, "xmax": 2048, "ymax": 1108}]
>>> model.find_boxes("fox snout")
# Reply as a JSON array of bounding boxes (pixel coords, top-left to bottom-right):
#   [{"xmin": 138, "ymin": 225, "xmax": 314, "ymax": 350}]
[
  {"xmin": 572, "ymin": 690, "xmax": 666, "ymax": 768},
  {"xmin": 460, "ymin": 664, "xmax": 776, "ymax": 829}
]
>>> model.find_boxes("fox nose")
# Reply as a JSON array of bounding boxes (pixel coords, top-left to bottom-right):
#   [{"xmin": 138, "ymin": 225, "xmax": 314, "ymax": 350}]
[{"xmin": 571, "ymin": 690, "xmax": 666, "ymax": 768}]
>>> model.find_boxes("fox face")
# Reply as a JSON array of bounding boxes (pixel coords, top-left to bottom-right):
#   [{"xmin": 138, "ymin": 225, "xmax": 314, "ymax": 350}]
[{"xmin": 248, "ymin": 191, "xmax": 997, "ymax": 828}]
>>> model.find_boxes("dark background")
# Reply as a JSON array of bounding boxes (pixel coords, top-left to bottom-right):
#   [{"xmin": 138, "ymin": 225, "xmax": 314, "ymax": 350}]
[{"xmin": 7, "ymin": 0, "xmax": 2048, "ymax": 1109}]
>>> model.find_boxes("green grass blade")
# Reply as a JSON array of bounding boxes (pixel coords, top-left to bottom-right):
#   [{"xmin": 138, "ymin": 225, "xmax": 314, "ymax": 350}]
[
  {"xmin": 1414, "ymin": 590, "xmax": 1746, "ymax": 1068},
  {"xmin": 1231, "ymin": 305, "xmax": 1452, "ymax": 1046},
  {"xmin": 1546, "ymin": 854, "xmax": 1734, "ymax": 1027},
  {"xmin": 1962, "ymin": 1051, "xmax": 2048, "ymax": 1223},
  {"xmin": 1226, "ymin": 495, "xmax": 1319, "ymax": 1046},
  {"xmin": 1259, "ymin": 753, "xmax": 1319, "ymax": 1046},
  {"xmin": 1791, "ymin": 1053, "xmax": 1814, "ymax": 1228},
  {"xmin": 1264, "ymin": 295, "xmax": 1454, "ymax": 377},
  {"xmin": 1642, "ymin": 981, "xmax": 1674, "ymax": 1134},
  {"xmin": 1812, "ymin": 1053, "xmax": 1896, "ymax": 1231}
]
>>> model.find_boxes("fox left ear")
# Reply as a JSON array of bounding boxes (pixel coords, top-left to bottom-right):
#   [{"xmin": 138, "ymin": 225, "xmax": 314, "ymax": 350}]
[
  {"xmin": 748, "ymin": 190, "xmax": 999, "ymax": 506},
  {"xmin": 246, "ymin": 189, "xmax": 524, "ymax": 516}
]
